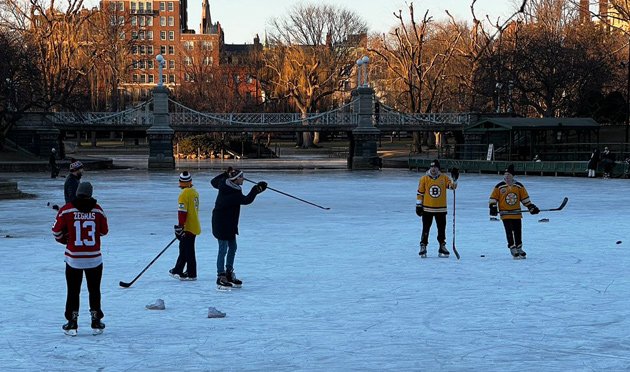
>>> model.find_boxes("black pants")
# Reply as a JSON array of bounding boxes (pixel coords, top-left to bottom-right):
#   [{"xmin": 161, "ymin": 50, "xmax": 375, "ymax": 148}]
[
  {"xmin": 65, "ymin": 263, "xmax": 103, "ymax": 321},
  {"xmin": 421, "ymin": 212, "xmax": 447, "ymax": 245},
  {"xmin": 173, "ymin": 234, "xmax": 197, "ymax": 277},
  {"xmin": 502, "ymin": 219, "xmax": 522, "ymax": 248}
]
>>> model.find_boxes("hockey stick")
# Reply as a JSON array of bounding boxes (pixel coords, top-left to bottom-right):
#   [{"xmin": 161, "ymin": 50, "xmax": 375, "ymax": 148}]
[
  {"xmin": 519, "ymin": 197, "xmax": 568, "ymax": 213},
  {"xmin": 452, "ymin": 189, "xmax": 460, "ymax": 260},
  {"xmin": 119, "ymin": 237, "xmax": 177, "ymax": 288},
  {"xmin": 243, "ymin": 177, "xmax": 330, "ymax": 210}
]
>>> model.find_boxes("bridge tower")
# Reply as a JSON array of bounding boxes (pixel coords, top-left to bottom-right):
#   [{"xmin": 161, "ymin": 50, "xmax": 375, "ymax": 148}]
[
  {"xmin": 147, "ymin": 84, "xmax": 175, "ymax": 169},
  {"xmin": 349, "ymin": 56, "xmax": 381, "ymax": 170}
]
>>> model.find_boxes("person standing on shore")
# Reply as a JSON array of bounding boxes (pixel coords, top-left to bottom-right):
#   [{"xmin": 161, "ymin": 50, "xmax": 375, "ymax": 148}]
[
  {"xmin": 64, "ymin": 161, "xmax": 83, "ymax": 204},
  {"xmin": 210, "ymin": 168, "xmax": 266, "ymax": 289}
]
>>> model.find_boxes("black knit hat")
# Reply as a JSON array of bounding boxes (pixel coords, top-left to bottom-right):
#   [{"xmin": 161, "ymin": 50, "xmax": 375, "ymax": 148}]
[
  {"xmin": 228, "ymin": 168, "xmax": 244, "ymax": 180},
  {"xmin": 430, "ymin": 159, "xmax": 440, "ymax": 169},
  {"xmin": 505, "ymin": 164, "xmax": 515, "ymax": 175},
  {"xmin": 179, "ymin": 171, "xmax": 192, "ymax": 186},
  {"xmin": 76, "ymin": 182, "xmax": 93, "ymax": 198}
]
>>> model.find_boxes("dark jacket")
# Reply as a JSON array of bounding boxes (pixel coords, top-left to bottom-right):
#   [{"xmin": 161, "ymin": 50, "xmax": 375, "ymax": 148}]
[
  {"xmin": 587, "ymin": 150, "xmax": 599, "ymax": 170},
  {"xmin": 211, "ymin": 173, "xmax": 259, "ymax": 240},
  {"xmin": 64, "ymin": 174, "xmax": 81, "ymax": 204}
]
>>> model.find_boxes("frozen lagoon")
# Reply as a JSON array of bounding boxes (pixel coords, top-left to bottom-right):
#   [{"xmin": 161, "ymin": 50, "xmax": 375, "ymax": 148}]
[{"xmin": 1, "ymin": 168, "xmax": 629, "ymax": 371}]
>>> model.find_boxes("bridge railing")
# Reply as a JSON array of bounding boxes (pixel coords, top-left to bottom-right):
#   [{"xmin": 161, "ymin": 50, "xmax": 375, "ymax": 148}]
[
  {"xmin": 49, "ymin": 100, "xmax": 153, "ymax": 127},
  {"xmin": 169, "ymin": 112, "xmax": 358, "ymax": 127}
]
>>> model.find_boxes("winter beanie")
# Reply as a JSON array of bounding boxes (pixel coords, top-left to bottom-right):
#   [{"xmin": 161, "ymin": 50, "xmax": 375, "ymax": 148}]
[
  {"xmin": 505, "ymin": 164, "xmax": 515, "ymax": 176},
  {"xmin": 430, "ymin": 159, "xmax": 440, "ymax": 169},
  {"xmin": 70, "ymin": 161, "xmax": 83, "ymax": 172},
  {"xmin": 228, "ymin": 168, "xmax": 244, "ymax": 180},
  {"xmin": 179, "ymin": 171, "xmax": 192, "ymax": 187},
  {"xmin": 76, "ymin": 182, "xmax": 93, "ymax": 198}
]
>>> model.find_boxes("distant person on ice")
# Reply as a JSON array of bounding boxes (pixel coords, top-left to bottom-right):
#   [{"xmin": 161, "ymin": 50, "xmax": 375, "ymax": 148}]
[
  {"xmin": 601, "ymin": 146, "xmax": 615, "ymax": 178},
  {"xmin": 211, "ymin": 168, "xmax": 266, "ymax": 289},
  {"xmin": 587, "ymin": 148, "xmax": 600, "ymax": 178},
  {"xmin": 49, "ymin": 147, "xmax": 59, "ymax": 178},
  {"xmin": 64, "ymin": 160, "xmax": 83, "ymax": 204},
  {"xmin": 169, "ymin": 171, "xmax": 200, "ymax": 281},
  {"xmin": 52, "ymin": 182, "xmax": 109, "ymax": 336},
  {"xmin": 416, "ymin": 159, "xmax": 458, "ymax": 258},
  {"xmin": 489, "ymin": 165, "xmax": 539, "ymax": 259}
]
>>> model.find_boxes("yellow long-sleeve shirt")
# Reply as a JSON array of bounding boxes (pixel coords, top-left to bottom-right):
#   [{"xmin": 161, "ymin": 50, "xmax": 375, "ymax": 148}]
[{"xmin": 178, "ymin": 187, "xmax": 201, "ymax": 235}]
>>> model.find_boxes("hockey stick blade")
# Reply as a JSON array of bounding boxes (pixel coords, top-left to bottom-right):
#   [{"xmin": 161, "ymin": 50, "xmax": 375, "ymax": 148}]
[
  {"xmin": 453, "ymin": 246, "xmax": 460, "ymax": 260},
  {"xmin": 119, "ymin": 281, "xmax": 131, "ymax": 288}
]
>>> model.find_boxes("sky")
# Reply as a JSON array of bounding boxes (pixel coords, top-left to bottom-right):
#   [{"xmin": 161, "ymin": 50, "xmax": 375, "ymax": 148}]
[
  {"xmin": 1, "ymin": 163, "xmax": 630, "ymax": 370},
  {"xmin": 186, "ymin": 0, "xmax": 519, "ymax": 44}
]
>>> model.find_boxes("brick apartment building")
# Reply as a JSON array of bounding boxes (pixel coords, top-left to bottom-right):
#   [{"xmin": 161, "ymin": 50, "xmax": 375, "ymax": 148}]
[{"xmin": 101, "ymin": 0, "xmax": 261, "ymax": 105}]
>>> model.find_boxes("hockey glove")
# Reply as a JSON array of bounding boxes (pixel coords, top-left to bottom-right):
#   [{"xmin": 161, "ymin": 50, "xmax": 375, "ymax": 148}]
[
  {"xmin": 174, "ymin": 225, "xmax": 185, "ymax": 240},
  {"xmin": 489, "ymin": 204, "xmax": 498, "ymax": 217},
  {"xmin": 256, "ymin": 181, "xmax": 268, "ymax": 193},
  {"xmin": 416, "ymin": 205, "xmax": 423, "ymax": 217},
  {"xmin": 528, "ymin": 204, "xmax": 540, "ymax": 215},
  {"xmin": 451, "ymin": 167, "xmax": 459, "ymax": 182}
]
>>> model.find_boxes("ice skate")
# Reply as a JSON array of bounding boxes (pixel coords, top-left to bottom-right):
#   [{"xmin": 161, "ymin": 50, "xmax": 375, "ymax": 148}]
[
  {"xmin": 62, "ymin": 311, "xmax": 78, "ymax": 336},
  {"xmin": 509, "ymin": 246, "xmax": 521, "ymax": 259},
  {"xmin": 216, "ymin": 273, "xmax": 233, "ymax": 291},
  {"xmin": 438, "ymin": 243, "xmax": 450, "ymax": 258},
  {"xmin": 226, "ymin": 270, "xmax": 242, "ymax": 288},
  {"xmin": 418, "ymin": 243, "xmax": 427, "ymax": 258},
  {"xmin": 90, "ymin": 310, "xmax": 105, "ymax": 335},
  {"xmin": 516, "ymin": 245, "xmax": 526, "ymax": 259}
]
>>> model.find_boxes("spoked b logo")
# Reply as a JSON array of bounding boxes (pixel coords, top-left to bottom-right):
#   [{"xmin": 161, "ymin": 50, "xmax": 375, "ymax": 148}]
[{"xmin": 429, "ymin": 185, "xmax": 442, "ymax": 198}]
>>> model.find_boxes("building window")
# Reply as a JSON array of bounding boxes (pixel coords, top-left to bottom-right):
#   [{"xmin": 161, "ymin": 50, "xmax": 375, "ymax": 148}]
[
  {"xmin": 132, "ymin": 60, "xmax": 138, "ymax": 69},
  {"xmin": 131, "ymin": 16, "xmax": 137, "ymax": 26},
  {"xmin": 117, "ymin": 2, "xmax": 124, "ymax": 11},
  {"xmin": 169, "ymin": 60, "xmax": 175, "ymax": 69},
  {"xmin": 109, "ymin": 3, "xmax": 116, "ymax": 11},
  {"xmin": 147, "ymin": 17, "xmax": 153, "ymax": 26},
  {"xmin": 162, "ymin": 74, "xmax": 167, "ymax": 83},
  {"xmin": 130, "ymin": 2, "xmax": 136, "ymax": 12},
  {"xmin": 147, "ymin": 45, "xmax": 154, "ymax": 55},
  {"xmin": 139, "ymin": 45, "xmax": 146, "ymax": 55},
  {"xmin": 160, "ymin": 16, "xmax": 166, "ymax": 26},
  {"xmin": 132, "ymin": 31, "xmax": 138, "ymax": 40},
  {"xmin": 184, "ymin": 56, "xmax": 192, "ymax": 66},
  {"xmin": 160, "ymin": 31, "xmax": 166, "ymax": 41},
  {"xmin": 148, "ymin": 74, "xmax": 154, "ymax": 83},
  {"xmin": 138, "ymin": 2, "xmax": 144, "ymax": 12},
  {"xmin": 168, "ymin": 31, "xmax": 174, "ymax": 41},
  {"xmin": 146, "ymin": 2, "xmax": 152, "ymax": 11},
  {"xmin": 118, "ymin": 31, "xmax": 125, "ymax": 40},
  {"xmin": 118, "ymin": 16, "xmax": 125, "ymax": 26},
  {"xmin": 203, "ymin": 56, "xmax": 212, "ymax": 66},
  {"xmin": 133, "ymin": 74, "xmax": 138, "ymax": 83},
  {"xmin": 160, "ymin": 2, "xmax": 165, "ymax": 11},
  {"xmin": 147, "ymin": 31, "xmax": 153, "ymax": 40},
  {"xmin": 168, "ymin": 16, "xmax": 174, "ymax": 27},
  {"xmin": 169, "ymin": 74, "xmax": 175, "ymax": 83},
  {"xmin": 110, "ymin": 15, "xmax": 116, "ymax": 26},
  {"xmin": 139, "ymin": 60, "xmax": 146, "ymax": 69},
  {"xmin": 148, "ymin": 59, "xmax": 154, "ymax": 68},
  {"xmin": 140, "ymin": 74, "xmax": 146, "ymax": 83},
  {"xmin": 139, "ymin": 30, "xmax": 145, "ymax": 40},
  {"xmin": 139, "ymin": 16, "xmax": 145, "ymax": 27},
  {"xmin": 168, "ymin": 2, "xmax": 174, "ymax": 11},
  {"xmin": 160, "ymin": 45, "xmax": 166, "ymax": 54},
  {"xmin": 132, "ymin": 45, "xmax": 138, "ymax": 55},
  {"xmin": 184, "ymin": 41, "xmax": 193, "ymax": 51},
  {"xmin": 202, "ymin": 41, "xmax": 213, "ymax": 50},
  {"xmin": 168, "ymin": 45, "xmax": 174, "ymax": 54}
]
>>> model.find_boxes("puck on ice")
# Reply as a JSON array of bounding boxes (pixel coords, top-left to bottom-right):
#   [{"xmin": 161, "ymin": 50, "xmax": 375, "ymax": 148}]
[
  {"xmin": 480, "ymin": 255, "xmax": 485, "ymax": 257},
  {"xmin": 616, "ymin": 241, "xmax": 622, "ymax": 244}
]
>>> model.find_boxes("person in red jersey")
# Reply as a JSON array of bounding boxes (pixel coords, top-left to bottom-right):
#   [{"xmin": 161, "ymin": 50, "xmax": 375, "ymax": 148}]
[{"xmin": 52, "ymin": 182, "xmax": 109, "ymax": 336}]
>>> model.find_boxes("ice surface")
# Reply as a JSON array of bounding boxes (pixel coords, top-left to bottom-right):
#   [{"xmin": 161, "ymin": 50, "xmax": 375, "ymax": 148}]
[{"xmin": 1, "ymin": 169, "xmax": 629, "ymax": 371}]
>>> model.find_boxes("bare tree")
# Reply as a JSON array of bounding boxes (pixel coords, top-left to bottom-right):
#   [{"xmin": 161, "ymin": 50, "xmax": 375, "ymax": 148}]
[{"xmin": 263, "ymin": 3, "xmax": 367, "ymax": 147}]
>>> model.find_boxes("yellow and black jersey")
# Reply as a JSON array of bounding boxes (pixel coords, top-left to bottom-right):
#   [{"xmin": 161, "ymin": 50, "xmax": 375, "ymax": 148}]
[
  {"xmin": 489, "ymin": 181, "xmax": 532, "ymax": 220},
  {"xmin": 416, "ymin": 173, "xmax": 455, "ymax": 213},
  {"xmin": 178, "ymin": 187, "xmax": 201, "ymax": 235}
]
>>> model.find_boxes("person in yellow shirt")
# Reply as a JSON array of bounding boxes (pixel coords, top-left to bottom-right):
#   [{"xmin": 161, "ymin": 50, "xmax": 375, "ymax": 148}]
[
  {"xmin": 416, "ymin": 159, "xmax": 458, "ymax": 258},
  {"xmin": 489, "ymin": 164, "xmax": 539, "ymax": 259},
  {"xmin": 170, "ymin": 171, "xmax": 201, "ymax": 280}
]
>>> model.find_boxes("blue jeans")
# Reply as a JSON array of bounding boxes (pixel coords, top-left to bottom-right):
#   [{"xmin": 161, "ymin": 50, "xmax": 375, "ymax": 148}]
[{"xmin": 217, "ymin": 239, "xmax": 237, "ymax": 275}]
